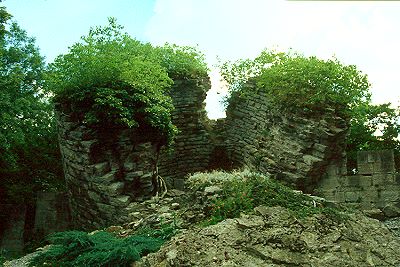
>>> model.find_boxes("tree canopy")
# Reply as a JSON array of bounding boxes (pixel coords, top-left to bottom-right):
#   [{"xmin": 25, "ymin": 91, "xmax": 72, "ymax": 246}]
[
  {"xmin": 220, "ymin": 48, "xmax": 399, "ymax": 171},
  {"xmin": 347, "ymin": 103, "xmax": 400, "ymax": 172},
  {"xmin": 220, "ymin": 49, "xmax": 371, "ymax": 115},
  {"xmin": 49, "ymin": 18, "xmax": 208, "ymax": 146},
  {"xmin": 0, "ymin": 7, "xmax": 63, "ymax": 204}
]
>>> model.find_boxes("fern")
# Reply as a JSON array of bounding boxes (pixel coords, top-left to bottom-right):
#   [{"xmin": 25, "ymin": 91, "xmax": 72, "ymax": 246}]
[{"xmin": 29, "ymin": 230, "xmax": 165, "ymax": 267}]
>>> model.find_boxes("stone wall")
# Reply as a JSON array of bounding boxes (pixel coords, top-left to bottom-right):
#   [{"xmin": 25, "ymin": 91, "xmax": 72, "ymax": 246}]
[
  {"xmin": 223, "ymin": 84, "xmax": 348, "ymax": 192},
  {"xmin": 158, "ymin": 77, "xmax": 213, "ymax": 188},
  {"xmin": 56, "ymin": 76, "xmax": 213, "ymax": 229},
  {"xmin": 57, "ymin": 112, "xmax": 160, "ymax": 229},
  {"xmin": 0, "ymin": 192, "xmax": 71, "ymax": 256},
  {"xmin": 56, "ymin": 76, "xmax": 352, "ymax": 229},
  {"xmin": 317, "ymin": 150, "xmax": 400, "ymax": 218},
  {"xmin": 33, "ymin": 191, "xmax": 71, "ymax": 238},
  {"xmin": 0, "ymin": 205, "xmax": 26, "ymax": 256}
]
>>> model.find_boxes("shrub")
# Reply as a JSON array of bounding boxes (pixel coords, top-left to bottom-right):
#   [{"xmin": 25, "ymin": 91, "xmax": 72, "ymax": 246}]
[
  {"xmin": 220, "ymin": 49, "xmax": 371, "ymax": 116},
  {"xmin": 48, "ymin": 18, "xmax": 208, "ymax": 146},
  {"xmin": 29, "ymin": 230, "xmax": 166, "ymax": 267},
  {"xmin": 190, "ymin": 170, "xmax": 345, "ymax": 225},
  {"xmin": 0, "ymin": 254, "xmax": 5, "ymax": 267}
]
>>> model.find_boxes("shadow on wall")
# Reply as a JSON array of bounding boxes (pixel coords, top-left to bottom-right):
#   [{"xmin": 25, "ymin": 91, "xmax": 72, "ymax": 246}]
[{"xmin": 0, "ymin": 191, "xmax": 71, "ymax": 257}]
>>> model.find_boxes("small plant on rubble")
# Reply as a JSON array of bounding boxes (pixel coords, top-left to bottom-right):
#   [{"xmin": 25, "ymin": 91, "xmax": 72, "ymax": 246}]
[
  {"xmin": 190, "ymin": 171, "xmax": 346, "ymax": 226},
  {"xmin": 28, "ymin": 227, "xmax": 176, "ymax": 267}
]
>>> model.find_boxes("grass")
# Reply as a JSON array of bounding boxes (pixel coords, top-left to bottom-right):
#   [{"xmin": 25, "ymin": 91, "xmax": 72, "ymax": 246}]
[{"xmin": 188, "ymin": 170, "xmax": 346, "ymax": 226}]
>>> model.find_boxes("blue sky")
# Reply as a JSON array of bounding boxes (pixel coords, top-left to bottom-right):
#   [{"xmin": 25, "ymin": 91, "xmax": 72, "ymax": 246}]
[
  {"xmin": 4, "ymin": 0, "xmax": 156, "ymax": 62},
  {"xmin": 3, "ymin": 0, "xmax": 400, "ymax": 119}
]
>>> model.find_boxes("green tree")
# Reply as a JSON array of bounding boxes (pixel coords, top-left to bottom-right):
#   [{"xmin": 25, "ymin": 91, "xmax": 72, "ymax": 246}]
[
  {"xmin": 220, "ymin": 49, "xmax": 371, "ymax": 116},
  {"xmin": 220, "ymin": 48, "xmax": 400, "ymax": 172},
  {"xmin": 48, "ymin": 18, "xmax": 208, "ymax": 146},
  {"xmin": 346, "ymin": 103, "xmax": 400, "ymax": 172},
  {"xmin": 0, "ymin": 7, "xmax": 62, "ymax": 206}
]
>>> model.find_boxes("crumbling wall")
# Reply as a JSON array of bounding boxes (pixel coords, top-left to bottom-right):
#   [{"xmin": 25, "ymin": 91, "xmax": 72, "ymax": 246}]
[
  {"xmin": 223, "ymin": 84, "xmax": 348, "ymax": 192},
  {"xmin": 56, "ymin": 73, "xmax": 400, "ymax": 230},
  {"xmin": 317, "ymin": 150, "xmax": 400, "ymax": 218},
  {"xmin": 57, "ymin": 111, "xmax": 160, "ymax": 230},
  {"xmin": 33, "ymin": 191, "xmax": 71, "ymax": 238},
  {"xmin": 158, "ymin": 77, "xmax": 213, "ymax": 188},
  {"xmin": 0, "ymin": 205, "xmax": 26, "ymax": 257},
  {"xmin": 56, "ymin": 77, "xmax": 213, "ymax": 229}
]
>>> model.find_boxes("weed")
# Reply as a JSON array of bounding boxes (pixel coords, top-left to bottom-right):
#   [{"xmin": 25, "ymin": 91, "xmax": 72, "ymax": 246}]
[{"xmin": 195, "ymin": 170, "xmax": 346, "ymax": 225}]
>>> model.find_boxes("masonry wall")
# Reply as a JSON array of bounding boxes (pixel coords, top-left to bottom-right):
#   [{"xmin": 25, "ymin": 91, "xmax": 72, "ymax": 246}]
[
  {"xmin": 56, "ymin": 76, "xmax": 213, "ymax": 229},
  {"xmin": 58, "ymin": 75, "xmax": 400, "ymax": 229},
  {"xmin": 0, "ymin": 205, "xmax": 26, "ymax": 257},
  {"xmin": 158, "ymin": 77, "xmax": 213, "ymax": 188},
  {"xmin": 57, "ymin": 111, "xmax": 160, "ymax": 230},
  {"xmin": 33, "ymin": 191, "xmax": 71, "ymax": 238},
  {"xmin": 317, "ymin": 150, "xmax": 400, "ymax": 217},
  {"xmin": 0, "ymin": 192, "xmax": 71, "ymax": 256},
  {"xmin": 223, "ymin": 83, "xmax": 349, "ymax": 192}
]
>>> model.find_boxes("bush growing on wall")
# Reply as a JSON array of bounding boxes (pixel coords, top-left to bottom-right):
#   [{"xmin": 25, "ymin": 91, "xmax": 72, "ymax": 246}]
[
  {"xmin": 220, "ymin": 49, "xmax": 371, "ymax": 116},
  {"xmin": 48, "ymin": 18, "xmax": 208, "ymax": 146}
]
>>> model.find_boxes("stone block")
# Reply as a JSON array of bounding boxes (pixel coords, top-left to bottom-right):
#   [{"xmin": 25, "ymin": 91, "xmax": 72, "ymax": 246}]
[
  {"xmin": 96, "ymin": 203, "xmax": 116, "ymax": 220},
  {"xmin": 125, "ymin": 171, "xmax": 144, "ymax": 181},
  {"xmin": 109, "ymin": 195, "xmax": 131, "ymax": 207},
  {"xmin": 87, "ymin": 191, "xmax": 102, "ymax": 203},
  {"xmin": 372, "ymin": 174, "xmax": 396, "ymax": 186},
  {"xmin": 91, "ymin": 162, "xmax": 110, "ymax": 176},
  {"xmin": 88, "ymin": 171, "xmax": 116, "ymax": 185},
  {"xmin": 0, "ymin": 205, "xmax": 26, "ymax": 256},
  {"xmin": 362, "ymin": 208, "xmax": 384, "ymax": 220},
  {"xmin": 318, "ymin": 190, "xmax": 336, "ymax": 202},
  {"xmin": 357, "ymin": 163, "xmax": 373, "ymax": 175},
  {"xmin": 357, "ymin": 150, "xmax": 395, "ymax": 174},
  {"xmin": 318, "ymin": 176, "xmax": 339, "ymax": 190},
  {"xmin": 382, "ymin": 203, "xmax": 400, "ymax": 218},
  {"xmin": 106, "ymin": 182, "xmax": 125, "ymax": 196},
  {"xmin": 80, "ymin": 140, "xmax": 96, "ymax": 151},
  {"xmin": 123, "ymin": 161, "xmax": 137, "ymax": 172},
  {"xmin": 346, "ymin": 176, "xmax": 362, "ymax": 188},
  {"xmin": 360, "ymin": 189, "xmax": 379, "ymax": 203},
  {"xmin": 345, "ymin": 191, "xmax": 361, "ymax": 203},
  {"xmin": 334, "ymin": 191, "xmax": 346, "ymax": 203},
  {"xmin": 379, "ymin": 190, "xmax": 399, "ymax": 202},
  {"xmin": 358, "ymin": 176, "xmax": 373, "ymax": 188}
]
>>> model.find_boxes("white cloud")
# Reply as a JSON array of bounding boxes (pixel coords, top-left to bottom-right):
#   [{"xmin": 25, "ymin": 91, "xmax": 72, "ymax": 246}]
[{"xmin": 145, "ymin": 0, "xmax": 400, "ymax": 118}]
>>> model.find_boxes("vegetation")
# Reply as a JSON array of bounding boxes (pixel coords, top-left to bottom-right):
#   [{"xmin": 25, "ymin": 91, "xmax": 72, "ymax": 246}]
[
  {"xmin": 0, "ymin": 6, "xmax": 63, "ymax": 210},
  {"xmin": 220, "ymin": 48, "xmax": 399, "ymax": 171},
  {"xmin": 48, "ymin": 18, "xmax": 208, "ymax": 146},
  {"xmin": 347, "ymin": 103, "xmax": 400, "ymax": 172},
  {"xmin": 188, "ymin": 170, "xmax": 344, "ymax": 226},
  {"xmin": 219, "ymin": 49, "xmax": 371, "ymax": 115},
  {"xmin": 0, "ymin": 254, "xmax": 5, "ymax": 267},
  {"xmin": 1, "ymin": 5, "xmax": 399, "ymax": 265},
  {"xmin": 29, "ymin": 231, "xmax": 160, "ymax": 267},
  {"xmin": 29, "ymin": 222, "xmax": 177, "ymax": 267}
]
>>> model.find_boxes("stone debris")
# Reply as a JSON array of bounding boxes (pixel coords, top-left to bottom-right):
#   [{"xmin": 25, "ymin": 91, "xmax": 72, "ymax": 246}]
[{"xmin": 137, "ymin": 208, "xmax": 400, "ymax": 267}]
